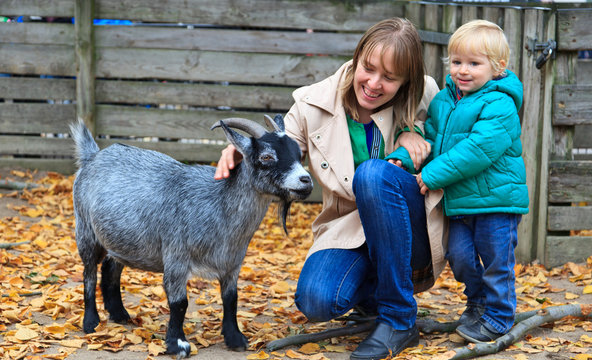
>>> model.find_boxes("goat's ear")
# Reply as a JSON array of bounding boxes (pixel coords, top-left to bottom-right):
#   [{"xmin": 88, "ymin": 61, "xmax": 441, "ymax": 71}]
[
  {"xmin": 273, "ymin": 114, "xmax": 285, "ymax": 132},
  {"xmin": 220, "ymin": 122, "xmax": 251, "ymax": 156}
]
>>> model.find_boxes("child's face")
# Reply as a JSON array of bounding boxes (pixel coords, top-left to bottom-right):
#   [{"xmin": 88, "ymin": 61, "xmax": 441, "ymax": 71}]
[
  {"xmin": 353, "ymin": 45, "xmax": 406, "ymax": 114},
  {"xmin": 449, "ymin": 51, "xmax": 497, "ymax": 94}
]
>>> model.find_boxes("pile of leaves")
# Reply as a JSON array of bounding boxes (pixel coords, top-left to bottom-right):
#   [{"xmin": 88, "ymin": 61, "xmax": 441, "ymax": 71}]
[{"xmin": 0, "ymin": 170, "xmax": 591, "ymax": 360}]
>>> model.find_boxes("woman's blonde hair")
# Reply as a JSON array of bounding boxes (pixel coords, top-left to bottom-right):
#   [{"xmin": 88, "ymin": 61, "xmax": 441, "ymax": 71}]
[
  {"xmin": 448, "ymin": 19, "xmax": 509, "ymax": 76},
  {"xmin": 340, "ymin": 17, "xmax": 425, "ymax": 131}
]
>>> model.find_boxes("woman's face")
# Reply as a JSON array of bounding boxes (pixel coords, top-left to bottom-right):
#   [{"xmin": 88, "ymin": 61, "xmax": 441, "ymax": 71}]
[{"xmin": 353, "ymin": 45, "xmax": 406, "ymax": 114}]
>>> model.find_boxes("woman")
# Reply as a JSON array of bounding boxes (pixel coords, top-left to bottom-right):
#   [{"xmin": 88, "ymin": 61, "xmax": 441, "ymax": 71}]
[{"xmin": 215, "ymin": 18, "xmax": 447, "ymax": 360}]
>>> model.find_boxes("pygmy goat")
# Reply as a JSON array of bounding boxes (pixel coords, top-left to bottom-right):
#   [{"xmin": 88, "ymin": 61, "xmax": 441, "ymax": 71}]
[{"xmin": 70, "ymin": 115, "xmax": 313, "ymax": 358}]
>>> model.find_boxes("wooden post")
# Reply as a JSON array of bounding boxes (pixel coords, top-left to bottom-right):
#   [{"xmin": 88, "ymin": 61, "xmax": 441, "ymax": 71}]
[
  {"xmin": 75, "ymin": 0, "xmax": 95, "ymax": 134},
  {"xmin": 516, "ymin": 9, "xmax": 546, "ymax": 263}
]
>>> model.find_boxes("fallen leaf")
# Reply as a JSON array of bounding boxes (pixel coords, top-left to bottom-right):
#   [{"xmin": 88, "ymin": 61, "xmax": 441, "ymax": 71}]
[
  {"xmin": 246, "ymin": 351, "xmax": 270, "ymax": 359},
  {"xmin": 299, "ymin": 342, "xmax": 320, "ymax": 354}
]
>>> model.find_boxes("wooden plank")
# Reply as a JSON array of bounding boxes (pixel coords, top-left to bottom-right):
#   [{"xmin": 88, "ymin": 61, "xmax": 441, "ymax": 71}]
[
  {"xmin": 548, "ymin": 206, "xmax": 592, "ymax": 231},
  {"xmin": 516, "ymin": 9, "xmax": 546, "ymax": 263},
  {"xmin": 96, "ymin": 48, "xmax": 348, "ymax": 86},
  {"xmin": 548, "ymin": 161, "xmax": 592, "ymax": 203},
  {"xmin": 503, "ymin": 8, "xmax": 522, "ymax": 77},
  {"xmin": 75, "ymin": 0, "xmax": 96, "ymax": 132},
  {"xmin": 551, "ymin": 53, "xmax": 577, "ymax": 160},
  {"xmin": 94, "ymin": 0, "xmax": 405, "ymax": 31},
  {"xmin": 0, "ymin": 44, "xmax": 75, "ymax": 77},
  {"xmin": 553, "ymin": 84, "xmax": 592, "ymax": 126},
  {"xmin": 545, "ymin": 236, "xmax": 592, "ymax": 268},
  {"xmin": 0, "ymin": 23, "xmax": 73, "ymax": 45},
  {"xmin": 0, "ymin": 158, "xmax": 76, "ymax": 174},
  {"xmin": 96, "ymin": 26, "xmax": 361, "ymax": 56},
  {"xmin": 96, "ymin": 104, "xmax": 268, "ymax": 140},
  {"xmin": 424, "ymin": 5, "xmax": 442, "ymax": 84},
  {"xmin": 0, "ymin": 136, "xmax": 73, "ymax": 156},
  {"xmin": 0, "ymin": 77, "xmax": 75, "ymax": 100},
  {"xmin": 95, "ymin": 139, "xmax": 226, "ymax": 163},
  {"xmin": 96, "ymin": 80, "xmax": 295, "ymax": 110},
  {"xmin": 0, "ymin": 0, "xmax": 74, "ymax": 17},
  {"xmin": 440, "ymin": 4, "xmax": 459, "ymax": 87},
  {"xmin": 574, "ymin": 125, "xmax": 592, "ymax": 149},
  {"xmin": 0, "ymin": 103, "xmax": 75, "ymax": 133},
  {"xmin": 557, "ymin": 9, "xmax": 592, "ymax": 51},
  {"xmin": 461, "ymin": 6, "xmax": 478, "ymax": 24}
]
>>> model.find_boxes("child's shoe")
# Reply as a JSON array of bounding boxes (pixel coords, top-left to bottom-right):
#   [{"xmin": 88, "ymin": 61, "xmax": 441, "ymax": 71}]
[
  {"xmin": 456, "ymin": 318, "xmax": 504, "ymax": 343},
  {"xmin": 458, "ymin": 305, "xmax": 485, "ymax": 326}
]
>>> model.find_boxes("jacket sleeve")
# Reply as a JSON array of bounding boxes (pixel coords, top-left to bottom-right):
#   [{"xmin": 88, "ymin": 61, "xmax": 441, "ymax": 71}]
[
  {"xmin": 384, "ymin": 76, "xmax": 440, "ymax": 174},
  {"xmin": 284, "ymin": 96, "xmax": 309, "ymax": 161},
  {"xmin": 421, "ymin": 95, "xmax": 521, "ymax": 190}
]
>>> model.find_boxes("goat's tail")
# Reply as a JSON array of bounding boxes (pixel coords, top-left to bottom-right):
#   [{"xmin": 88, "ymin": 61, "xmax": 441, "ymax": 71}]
[{"xmin": 70, "ymin": 118, "xmax": 100, "ymax": 168}]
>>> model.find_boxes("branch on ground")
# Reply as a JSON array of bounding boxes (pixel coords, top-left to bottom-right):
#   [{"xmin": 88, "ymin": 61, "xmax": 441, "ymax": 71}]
[
  {"xmin": 0, "ymin": 240, "xmax": 31, "ymax": 249},
  {"xmin": 0, "ymin": 179, "xmax": 39, "ymax": 190},
  {"xmin": 266, "ymin": 304, "xmax": 592, "ymax": 357}
]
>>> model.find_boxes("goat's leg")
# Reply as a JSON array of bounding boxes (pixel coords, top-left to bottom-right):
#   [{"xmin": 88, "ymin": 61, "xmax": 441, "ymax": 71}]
[
  {"xmin": 220, "ymin": 273, "xmax": 248, "ymax": 351},
  {"xmin": 101, "ymin": 257, "xmax": 130, "ymax": 324},
  {"xmin": 78, "ymin": 237, "xmax": 105, "ymax": 333},
  {"xmin": 163, "ymin": 269, "xmax": 191, "ymax": 358}
]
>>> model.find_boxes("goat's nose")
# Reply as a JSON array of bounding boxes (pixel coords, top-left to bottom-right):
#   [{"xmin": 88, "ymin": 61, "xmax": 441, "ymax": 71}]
[{"xmin": 300, "ymin": 175, "xmax": 312, "ymax": 184}]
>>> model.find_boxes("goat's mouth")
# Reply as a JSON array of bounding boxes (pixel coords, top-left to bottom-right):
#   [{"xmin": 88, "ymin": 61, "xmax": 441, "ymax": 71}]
[{"xmin": 288, "ymin": 186, "xmax": 313, "ymax": 200}]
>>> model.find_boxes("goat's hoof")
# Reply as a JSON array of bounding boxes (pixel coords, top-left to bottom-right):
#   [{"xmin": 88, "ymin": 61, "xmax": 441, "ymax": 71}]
[
  {"xmin": 82, "ymin": 318, "xmax": 99, "ymax": 334},
  {"xmin": 166, "ymin": 338, "xmax": 191, "ymax": 358},
  {"xmin": 109, "ymin": 311, "xmax": 131, "ymax": 324},
  {"xmin": 225, "ymin": 332, "xmax": 248, "ymax": 351}
]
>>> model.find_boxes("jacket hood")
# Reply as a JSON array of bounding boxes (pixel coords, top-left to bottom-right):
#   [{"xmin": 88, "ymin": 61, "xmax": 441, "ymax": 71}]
[{"xmin": 445, "ymin": 69, "xmax": 523, "ymax": 111}]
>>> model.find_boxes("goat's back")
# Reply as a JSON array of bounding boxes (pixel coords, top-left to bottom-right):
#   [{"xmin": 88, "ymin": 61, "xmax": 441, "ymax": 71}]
[{"xmin": 73, "ymin": 143, "xmax": 268, "ymax": 274}]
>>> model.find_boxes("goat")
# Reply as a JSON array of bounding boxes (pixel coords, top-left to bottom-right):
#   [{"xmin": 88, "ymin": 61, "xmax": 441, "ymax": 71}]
[{"xmin": 70, "ymin": 115, "xmax": 313, "ymax": 358}]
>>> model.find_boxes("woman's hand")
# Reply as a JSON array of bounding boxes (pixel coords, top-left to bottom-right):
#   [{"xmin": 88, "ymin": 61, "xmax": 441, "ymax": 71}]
[
  {"xmin": 214, "ymin": 144, "xmax": 243, "ymax": 180},
  {"xmin": 395, "ymin": 131, "xmax": 431, "ymax": 170}
]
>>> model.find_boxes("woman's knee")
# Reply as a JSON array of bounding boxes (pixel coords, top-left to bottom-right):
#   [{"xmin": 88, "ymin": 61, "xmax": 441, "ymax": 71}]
[{"xmin": 294, "ymin": 282, "xmax": 337, "ymax": 322}]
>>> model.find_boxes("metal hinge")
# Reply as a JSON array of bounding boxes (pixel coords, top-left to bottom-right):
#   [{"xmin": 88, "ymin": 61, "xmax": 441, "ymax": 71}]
[{"xmin": 525, "ymin": 37, "xmax": 557, "ymax": 69}]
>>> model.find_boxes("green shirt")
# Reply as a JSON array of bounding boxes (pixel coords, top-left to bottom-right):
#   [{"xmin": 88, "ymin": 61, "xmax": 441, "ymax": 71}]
[{"xmin": 346, "ymin": 114, "xmax": 385, "ymax": 169}]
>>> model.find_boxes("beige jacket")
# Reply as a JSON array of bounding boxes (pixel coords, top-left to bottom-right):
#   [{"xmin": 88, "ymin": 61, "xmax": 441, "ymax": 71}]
[{"xmin": 284, "ymin": 61, "xmax": 448, "ymax": 292}]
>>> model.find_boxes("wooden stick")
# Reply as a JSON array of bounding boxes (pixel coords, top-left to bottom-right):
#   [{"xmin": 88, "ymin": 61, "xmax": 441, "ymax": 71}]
[
  {"xmin": 0, "ymin": 179, "xmax": 39, "ymax": 190},
  {"xmin": 0, "ymin": 240, "xmax": 31, "ymax": 249}
]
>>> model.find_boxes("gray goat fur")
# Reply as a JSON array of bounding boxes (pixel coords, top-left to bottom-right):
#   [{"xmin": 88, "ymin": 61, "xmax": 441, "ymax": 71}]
[{"xmin": 70, "ymin": 115, "xmax": 312, "ymax": 358}]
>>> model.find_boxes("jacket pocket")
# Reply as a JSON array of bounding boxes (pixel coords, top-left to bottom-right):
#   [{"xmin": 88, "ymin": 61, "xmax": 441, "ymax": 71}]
[{"xmin": 476, "ymin": 173, "xmax": 491, "ymax": 197}]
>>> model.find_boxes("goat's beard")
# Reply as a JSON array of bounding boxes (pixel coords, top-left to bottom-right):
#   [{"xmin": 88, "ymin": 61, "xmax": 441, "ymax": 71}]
[{"xmin": 278, "ymin": 199, "xmax": 292, "ymax": 235}]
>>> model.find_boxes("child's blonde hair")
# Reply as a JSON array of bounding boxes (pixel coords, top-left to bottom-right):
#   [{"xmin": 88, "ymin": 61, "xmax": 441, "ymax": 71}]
[
  {"xmin": 340, "ymin": 17, "xmax": 425, "ymax": 132},
  {"xmin": 448, "ymin": 19, "xmax": 509, "ymax": 76}
]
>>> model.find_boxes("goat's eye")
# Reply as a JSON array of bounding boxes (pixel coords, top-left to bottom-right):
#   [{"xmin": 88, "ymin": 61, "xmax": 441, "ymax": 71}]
[{"xmin": 260, "ymin": 154, "xmax": 274, "ymax": 162}]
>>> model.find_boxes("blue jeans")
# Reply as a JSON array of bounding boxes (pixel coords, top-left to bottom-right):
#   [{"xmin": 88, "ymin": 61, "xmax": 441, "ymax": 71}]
[
  {"xmin": 446, "ymin": 213, "xmax": 520, "ymax": 334},
  {"xmin": 295, "ymin": 160, "xmax": 430, "ymax": 330}
]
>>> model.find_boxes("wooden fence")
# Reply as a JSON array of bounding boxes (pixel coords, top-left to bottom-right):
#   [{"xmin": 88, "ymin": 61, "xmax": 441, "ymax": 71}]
[{"xmin": 0, "ymin": 0, "xmax": 590, "ymax": 267}]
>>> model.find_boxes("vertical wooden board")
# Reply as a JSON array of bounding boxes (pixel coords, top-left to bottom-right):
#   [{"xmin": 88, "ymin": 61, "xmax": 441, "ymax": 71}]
[
  {"xmin": 461, "ymin": 6, "xmax": 478, "ymax": 25},
  {"xmin": 75, "ymin": 0, "xmax": 96, "ymax": 133},
  {"xmin": 536, "ymin": 12, "xmax": 555, "ymax": 264},
  {"xmin": 552, "ymin": 54, "xmax": 577, "ymax": 160},
  {"xmin": 516, "ymin": 9, "xmax": 545, "ymax": 263},
  {"xmin": 483, "ymin": 6, "xmax": 501, "ymax": 25},
  {"xmin": 424, "ymin": 5, "xmax": 441, "ymax": 84},
  {"xmin": 440, "ymin": 5, "xmax": 459, "ymax": 87},
  {"xmin": 503, "ymin": 8, "xmax": 522, "ymax": 77},
  {"xmin": 405, "ymin": 2, "xmax": 422, "ymax": 31}
]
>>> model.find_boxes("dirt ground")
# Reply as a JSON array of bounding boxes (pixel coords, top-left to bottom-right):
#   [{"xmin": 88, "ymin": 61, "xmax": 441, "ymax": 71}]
[{"xmin": 1, "ymin": 167, "xmax": 591, "ymax": 360}]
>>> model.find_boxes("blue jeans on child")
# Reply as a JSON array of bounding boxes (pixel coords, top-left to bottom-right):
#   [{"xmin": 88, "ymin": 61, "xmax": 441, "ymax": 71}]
[
  {"xmin": 447, "ymin": 213, "xmax": 520, "ymax": 334},
  {"xmin": 295, "ymin": 160, "xmax": 431, "ymax": 330}
]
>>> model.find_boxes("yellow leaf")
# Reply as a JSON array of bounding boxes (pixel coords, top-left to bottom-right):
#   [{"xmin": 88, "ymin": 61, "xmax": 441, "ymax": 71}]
[
  {"xmin": 299, "ymin": 342, "xmax": 320, "ymax": 354},
  {"xmin": 246, "ymin": 351, "xmax": 270, "ymax": 359},
  {"xmin": 573, "ymin": 355, "xmax": 592, "ymax": 360},
  {"xmin": 583, "ymin": 285, "xmax": 592, "ymax": 294},
  {"xmin": 324, "ymin": 345, "xmax": 347, "ymax": 353},
  {"xmin": 60, "ymin": 339, "xmax": 85, "ymax": 348},
  {"xmin": 565, "ymin": 292, "xmax": 579, "ymax": 300},
  {"xmin": 87, "ymin": 343, "xmax": 103, "ymax": 350},
  {"xmin": 286, "ymin": 349, "xmax": 306, "ymax": 359},
  {"xmin": 270, "ymin": 281, "xmax": 291, "ymax": 294},
  {"xmin": 15, "ymin": 327, "xmax": 39, "ymax": 341},
  {"xmin": 148, "ymin": 341, "xmax": 166, "ymax": 356},
  {"xmin": 581, "ymin": 334, "xmax": 592, "ymax": 343}
]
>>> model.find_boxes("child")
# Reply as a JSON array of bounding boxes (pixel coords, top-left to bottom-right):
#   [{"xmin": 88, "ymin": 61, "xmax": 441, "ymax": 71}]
[{"xmin": 416, "ymin": 19, "xmax": 529, "ymax": 342}]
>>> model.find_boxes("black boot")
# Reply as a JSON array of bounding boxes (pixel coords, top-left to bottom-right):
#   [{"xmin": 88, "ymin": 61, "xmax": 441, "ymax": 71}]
[{"xmin": 350, "ymin": 322, "xmax": 419, "ymax": 360}]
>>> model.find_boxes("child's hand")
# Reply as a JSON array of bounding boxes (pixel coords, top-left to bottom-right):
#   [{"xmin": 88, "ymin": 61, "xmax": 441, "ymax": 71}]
[
  {"xmin": 388, "ymin": 159, "xmax": 404, "ymax": 168},
  {"xmin": 416, "ymin": 172, "xmax": 429, "ymax": 195}
]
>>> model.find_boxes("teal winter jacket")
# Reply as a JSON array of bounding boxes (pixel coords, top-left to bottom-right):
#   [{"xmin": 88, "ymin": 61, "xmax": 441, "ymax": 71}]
[{"xmin": 390, "ymin": 70, "xmax": 529, "ymax": 216}]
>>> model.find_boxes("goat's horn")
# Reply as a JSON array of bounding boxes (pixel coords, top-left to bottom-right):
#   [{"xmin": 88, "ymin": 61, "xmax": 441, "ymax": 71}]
[
  {"xmin": 264, "ymin": 114, "xmax": 282, "ymax": 132},
  {"xmin": 211, "ymin": 117, "xmax": 267, "ymax": 138}
]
